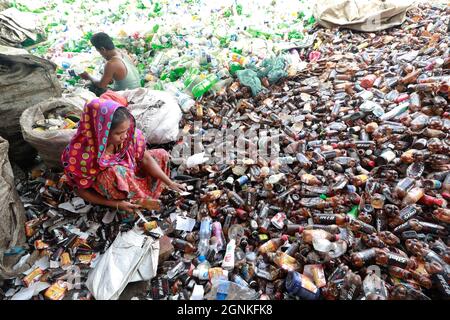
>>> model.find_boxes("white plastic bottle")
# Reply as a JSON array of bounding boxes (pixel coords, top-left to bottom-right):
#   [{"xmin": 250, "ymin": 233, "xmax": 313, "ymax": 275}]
[
  {"xmin": 192, "ymin": 255, "xmax": 211, "ymax": 280},
  {"xmin": 222, "ymin": 239, "xmax": 236, "ymax": 270},
  {"xmin": 190, "ymin": 284, "xmax": 204, "ymax": 300}
]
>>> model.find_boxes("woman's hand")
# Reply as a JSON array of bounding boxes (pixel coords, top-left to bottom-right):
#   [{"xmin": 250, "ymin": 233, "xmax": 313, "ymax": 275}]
[
  {"xmin": 117, "ymin": 200, "xmax": 140, "ymax": 213},
  {"xmin": 167, "ymin": 181, "xmax": 187, "ymax": 193}
]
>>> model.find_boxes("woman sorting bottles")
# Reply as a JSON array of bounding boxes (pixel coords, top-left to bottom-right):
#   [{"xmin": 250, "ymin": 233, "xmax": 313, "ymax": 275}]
[{"xmin": 61, "ymin": 98, "xmax": 185, "ymax": 221}]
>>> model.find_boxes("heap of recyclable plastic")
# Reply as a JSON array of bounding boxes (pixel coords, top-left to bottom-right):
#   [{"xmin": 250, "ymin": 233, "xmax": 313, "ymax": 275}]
[{"xmin": 10, "ymin": 0, "xmax": 316, "ymax": 96}]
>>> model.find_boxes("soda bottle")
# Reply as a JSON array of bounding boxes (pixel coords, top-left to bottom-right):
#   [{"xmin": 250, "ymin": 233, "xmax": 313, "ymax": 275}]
[
  {"xmin": 191, "ymin": 74, "xmax": 219, "ymax": 98},
  {"xmin": 258, "ymin": 235, "xmax": 288, "ymax": 254},
  {"xmin": 347, "ymin": 218, "xmax": 377, "ymax": 234},
  {"xmin": 378, "ymin": 231, "xmax": 400, "ymax": 246},
  {"xmin": 227, "ymin": 224, "xmax": 245, "ymax": 242},
  {"xmin": 167, "ymin": 260, "xmax": 187, "ymax": 280},
  {"xmin": 231, "ymin": 274, "xmax": 250, "ymax": 288},
  {"xmin": 300, "ymin": 228, "xmax": 340, "ymax": 244},
  {"xmin": 374, "ymin": 248, "xmax": 414, "ymax": 269},
  {"xmin": 172, "ymin": 238, "xmax": 196, "ymax": 254},
  {"xmin": 402, "ymin": 187, "xmax": 424, "ymax": 206},
  {"xmin": 227, "ymin": 191, "xmax": 245, "ymax": 208},
  {"xmin": 362, "ymin": 234, "xmax": 387, "ymax": 248},
  {"xmin": 266, "ymin": 251, "xmax": 301, "ymax": 271},
  {"xmin": 305, "ymin": 224, "xmax": 341, "ymax": 234},
  {"xmin": 312, "ymin": 214, "xmax": 349, "ymax": 225},
  {"xmin": 351, "ymin": 248, "xmax": 377, "ymax": 268},
  {"xmin": 285, "ymin": 224, "xmax": 304, "ymax": 236},
  {"xmin": 209, "ymin": 267, "xmax": 229, "ymax": 282},
  {"xmin": 339, "ymin": 271, "xmax": 362, "ymax": 300},
  {"xmin": 430, "ymin": 273, "xmax": 450, "ymax": 299},
  {"xmin": 362, "ymin": 271, "xmax": 388, "ymax": 300},
  {"xmin": 388, "ymin": 266, "xmax": 413, "ymax": 281},
  {"xmin": 433, "ymin": 208, "xmax": 450, "ymax": 224}
]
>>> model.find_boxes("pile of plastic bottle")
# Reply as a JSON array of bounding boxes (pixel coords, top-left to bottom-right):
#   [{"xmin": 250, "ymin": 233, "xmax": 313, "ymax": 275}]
[{"xmin": 10, "ymin": 0, "xmax": 316, "ymax": 96}]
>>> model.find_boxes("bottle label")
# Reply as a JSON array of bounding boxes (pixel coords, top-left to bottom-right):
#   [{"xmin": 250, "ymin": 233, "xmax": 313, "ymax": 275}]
[
  {"xmin": 359, "ymin": 249, "xmax": 376, "ymax": 262},
  {"xmin": 271, "ymin": 212, "xmax": 286, "ymax": 229},
  {"xmin": 386, "ymin": 253, "xmax": 408, "ymax": 268},
  {"xmin": 394, "ymin": 221, "xmax": 410, "ymax": 233},
  {"xmin": 399, "ymin": 206, "xmax": 418, "ymax": 221},
  {"xmin": 315, "ymin": 214, "xmax": 337, "ymax": 224},
  {"xmin": 256, "ymin": 269, "xmax": 272, "ymax": 280},
  {"xmin": 197, "ymin": 270, "xmax": 209, "ymax": 280},
  {"xmin": 433, "ymin": 274, "xmax": 450, "ymax": 297}
]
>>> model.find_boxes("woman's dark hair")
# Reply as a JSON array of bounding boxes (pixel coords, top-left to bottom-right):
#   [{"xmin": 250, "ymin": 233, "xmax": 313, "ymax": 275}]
[
  {"xmin": 111, "ymin": 107, "xmax": 131, "ymax": 131},
  {"xmin": 90, "ymin": 32, "xmax": 115, "ymax": 51}
]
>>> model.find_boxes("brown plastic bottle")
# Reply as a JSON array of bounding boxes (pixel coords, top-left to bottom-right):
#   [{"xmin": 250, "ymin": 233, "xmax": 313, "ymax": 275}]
[
  {"xmin": 351, "ymin": 248, "xmax": 377, "ymax": 268},
  {"xmin": 304, "ymin": 224, "xmax": 340, "ymax": 234},
  {"xmin": 171, "ymin": 238, "xmax": 196, "ymax": 254},
  {"xmin": 285, "ymin": 240, "xmax": 300, "ymax": 258},
  {"xmin": 389, "ymin": 205, "xmax": 421, "ymax": 228},
  {"xmin": 285, "ymin": 224, "xmax": 304, "ymax": 236},
  {"xmin": 388, "ymin": 266, "xmax": 413, "ymax": 281},
  {"xmin": 378, "ymin": 231, "xmax": 400, "ymax": 246},
  {"xmin": 433, "ymin": 208, "xmax": 450, "ymax": 224},
  {"xmin": 362, "ymin": 234, "xmax": 386, "ymax": 248},
  {"xmin": 227, "ymin": 190, "xmax": 245, "ymax": 208},
  {"xmin": 402, "ymin": 187, "xmax": 424, "ymax": 206},
  {"xmin": 299, "ymin": 228, "xmax": 339, "ymax": 244},
  {"xmin": 347, "ymin": 218, "xmax": 377, "ymax": 234},
  {"xmin": 374, "ymin": 248, "xmax": 413, "ymax": 269},
  {"xmin": 312, "ymin": 214, "xmax": 349, "ymax": 226},
  {"xmin": 393, "ymin": 177, "xmax": 415, "ymax": 198},
  {"xmin": 339, "ymin": 271, "xmax": 362, "ymax": 300},
  {"xmin": 410, "ymin": 271, "xmax": 432, "ymax": 289},
  {"xmin": 258, "ymin": 235, "xmax": 288, "ymax": 254}
]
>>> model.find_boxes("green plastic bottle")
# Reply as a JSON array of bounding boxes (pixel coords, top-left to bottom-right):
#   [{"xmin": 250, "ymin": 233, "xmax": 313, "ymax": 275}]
[
  {"xmin": 183, "ymin": 68, "xmax": 201, "ymax": 89},
  {"xmin": 347, "ymin": 205, "xmax": 359, "ymax": 219},
  {"xmin": 229, "ymin": 62, "xmax": 244, "ymax": 76},
  {"xmin": 191, "ymin": 74, "xmax": 219, "ymax": 99},
  {"xmin": 169, "ymin": 67, "xmax": 187, "ymax": 82}
]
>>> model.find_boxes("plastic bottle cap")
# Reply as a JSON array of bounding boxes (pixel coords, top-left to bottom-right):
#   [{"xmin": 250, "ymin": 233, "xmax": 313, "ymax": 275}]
[
  {"xmin": 334, "ymin": 234, "xmax": 340, "ymax": 241},
  {"xmin": 281, "ymin": 234, "xmax": 289, "ymax": 242},
  {"xmin": 198, "ymin": 255, "xmax": 206, "ymax": 263},
  {"xmin": 297, "ymin": 226, "xmax": 304, "ymax": 233}
]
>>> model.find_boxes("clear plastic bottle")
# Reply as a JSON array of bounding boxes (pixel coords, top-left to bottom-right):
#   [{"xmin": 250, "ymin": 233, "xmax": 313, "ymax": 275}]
[
  {"xmin": 192, "ymin": 255, "xmax": 211, "ymax": 280},
  {"xmin": 197, "ymin": 216, "xmax": 212, "ymax": 256},
  {"xmin": 211, "ymin": 221, "xmax": 226, "ymax": 251},
  {"xmin": 165, "ymin": 83, "xmax": 195, "ymax": 113}
]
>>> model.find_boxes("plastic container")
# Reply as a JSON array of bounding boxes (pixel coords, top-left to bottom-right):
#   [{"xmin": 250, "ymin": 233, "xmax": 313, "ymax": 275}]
[
  {"xmin": 197, "ymin": 216, "xmax": 212, "ymax": 256},
  {"xmin": 190, "ymin": 284, "xmax": 205, "ymax": 300},
  {"xmin": 285, "ymin": 271, "xmax": 320, "ymax": 300},
  {"xmin": 222, "ymin": 239, "xmax": 236, "ymax": 270}
]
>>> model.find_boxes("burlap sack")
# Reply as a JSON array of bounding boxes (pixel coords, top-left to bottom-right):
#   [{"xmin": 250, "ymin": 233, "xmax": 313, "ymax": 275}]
[
  {"xmin": 0, "ymin": 53, "xmax": 61, "ymax": 164},
  {"xmin": 313, "ymin": 0, "xmax": 415, "ymax": 32},
  {"xmin": 20, "ymin": 98, "xmax": 83, "ymax": 169},
  {"xmin": 0, "ymin": 136, "xmax": 38, "ymax": 279}
]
